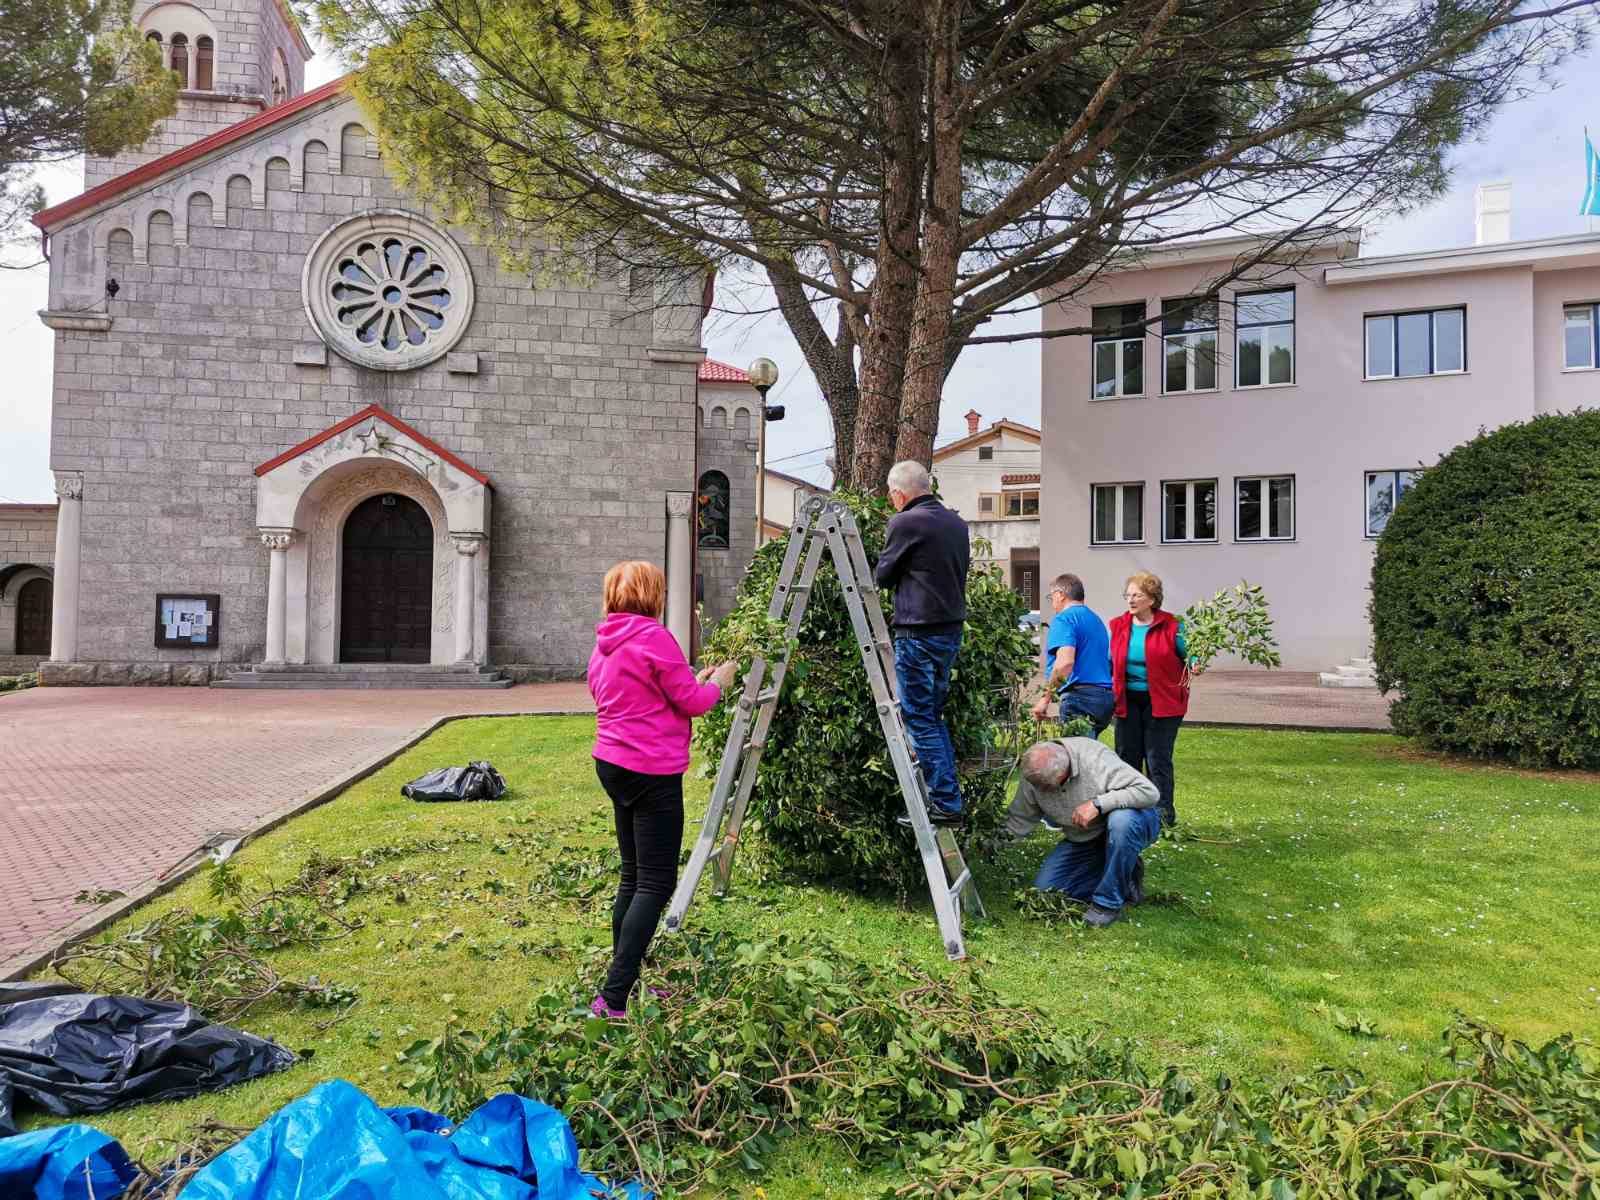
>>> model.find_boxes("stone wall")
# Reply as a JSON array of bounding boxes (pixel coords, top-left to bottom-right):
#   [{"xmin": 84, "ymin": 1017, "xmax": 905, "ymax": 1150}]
[
  {"xmin": 0, "ymin": 505, "xmax": 56, "ymax": 566},
  {"xmin": 0, "ymin": 505, "xmax": 56, "ymax": 671},
  {"xmin": 695, "ymin": 385, "xmax": 758, "ymax": 630},
  {"xmin": 42, "ymin": 93, "xmax": 703, "ymax": 682}
]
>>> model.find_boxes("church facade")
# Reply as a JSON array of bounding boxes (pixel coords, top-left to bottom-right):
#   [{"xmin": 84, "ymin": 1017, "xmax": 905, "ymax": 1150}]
[{"xmin": 25, "ymin": 0, "xmax": 760, "ymax": 684}]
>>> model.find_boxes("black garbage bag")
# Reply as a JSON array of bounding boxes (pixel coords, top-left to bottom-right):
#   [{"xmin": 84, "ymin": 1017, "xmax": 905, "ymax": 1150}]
[
  {"xmin": 0, "ymin": 987, "xmax": 296, "ymax": 1137},
  {"xmin": 400, "ymin": 760, "xmax": 507, "ymax": 802}
]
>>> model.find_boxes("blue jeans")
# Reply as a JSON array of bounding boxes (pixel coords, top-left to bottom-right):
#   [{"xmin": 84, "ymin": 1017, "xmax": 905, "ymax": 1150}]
[
  {"xmin": 1033, "ymin": 807, "xmax": 1161, "ymax": 910},
  {"xmin": 893, "ymin": 631, "xmax": 964, "ymax": 815},
  {"xmin": 1058, "ymin": 684, "xmax": 1115, "ymax": 734}
]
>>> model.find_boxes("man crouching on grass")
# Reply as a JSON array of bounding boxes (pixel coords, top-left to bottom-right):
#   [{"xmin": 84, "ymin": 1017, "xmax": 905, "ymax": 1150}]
[{"xmin": 1000, "ymin": 738, "xmax": 1161, "ymax": 928}]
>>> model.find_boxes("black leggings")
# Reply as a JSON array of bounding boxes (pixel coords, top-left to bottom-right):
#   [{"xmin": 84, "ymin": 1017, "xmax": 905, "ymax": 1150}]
[
  {"xmin": 1114, "ymin": 690, "xmax": 1182, "ymax": 827},
  {"xmin": 594, "ymin": 759, "xmax": 684, "ymax": 1010}
]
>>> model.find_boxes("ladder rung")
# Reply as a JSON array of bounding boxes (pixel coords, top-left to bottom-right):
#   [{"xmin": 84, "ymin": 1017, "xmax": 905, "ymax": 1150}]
[
  {"xmin": 947, "ymin": 869, "xmax": 971, "ymax": 894},
  {"xmin": 755, "ymin": 688, "xmax": 780, "ymax": 704}
]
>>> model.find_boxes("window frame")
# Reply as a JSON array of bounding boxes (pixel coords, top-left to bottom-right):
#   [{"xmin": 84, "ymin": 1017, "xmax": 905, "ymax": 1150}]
[
  {"xmin": 977, "ymin": 444, "xmax": 995, "ymax": 461},
  {"xmin": 1363, "ymin": 306, "xmax": 1468, "ymax": 380},
  {"xmin": 1233, "ymin": 474, "xmax": 1296, "ymax": 543},
  {"xmin": 1160, "ymin": 477, "xmax": 1220, "ymax": 544},
  {"xmin": 1002, "ymin": 489, "xmax": 1040, "ymax": 518},
  {"xmin": 977, "ymin": 493, "xmax": 997, "ymax": 516},
  {"xmin": 1090, "ymin": 302, "xmax": 1147, "ymax": 400},
  {"xmin": 1090, "ymin": 481, "xmax": 1146, "ymax": 546},
  {"xmin": 1563, "ymin": 302, "xmax": 1599, "ymax": 371},
  {"xmin": 1234, "ymin": 288, "xmax": 1296, "ymax": 389},
  {"xmin": 1160, "ymin": 296, "xmax": 1221, "ymax": 395},
  {"xmin": 1364, "ymin": 469, "xmax": 1420, "ymax": 539},
  {"xmin": 696, "ymin": 469, "xmax": 731, "ymax": 550}
]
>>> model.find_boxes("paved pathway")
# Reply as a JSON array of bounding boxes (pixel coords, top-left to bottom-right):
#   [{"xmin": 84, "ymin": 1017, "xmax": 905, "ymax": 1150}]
[
  {"xmin": 0, "ymin": 684, "xmax": 592, "ymax": 974},
  {"xmin": 0, "ymin": 670, "xmax": 1386, "ymax": 975},
  {"xmin": 1186, "ymin": 670, "xmax": 1390, "ymax": 731}
]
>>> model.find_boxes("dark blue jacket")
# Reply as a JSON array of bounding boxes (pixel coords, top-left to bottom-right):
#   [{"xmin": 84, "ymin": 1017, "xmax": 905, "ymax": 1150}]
[{"xmin": 874, "ymin": 495, "xmax": 970, "ymax": 635}]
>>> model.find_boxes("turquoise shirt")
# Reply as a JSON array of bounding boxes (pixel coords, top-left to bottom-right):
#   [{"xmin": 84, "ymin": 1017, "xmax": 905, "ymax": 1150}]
[{"xmin": 1126, "ymin": 619, "xmax": 1188, "ymax": 691}]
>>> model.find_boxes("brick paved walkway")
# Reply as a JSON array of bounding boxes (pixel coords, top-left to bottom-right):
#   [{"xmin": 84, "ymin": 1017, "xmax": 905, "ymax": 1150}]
[
  {"xmin": 0, "ymin": 670, "xmax": 1386, "ymax": 976},
  {"xmin": 0, "ymin": 684, "xmax": 592, "ymax": 974}
]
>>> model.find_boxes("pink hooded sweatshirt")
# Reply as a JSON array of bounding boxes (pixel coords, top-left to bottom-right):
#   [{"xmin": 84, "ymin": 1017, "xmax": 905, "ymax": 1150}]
[{"xmin": 588, "ymin": 612, "xmax": 724, "ymax": 775}]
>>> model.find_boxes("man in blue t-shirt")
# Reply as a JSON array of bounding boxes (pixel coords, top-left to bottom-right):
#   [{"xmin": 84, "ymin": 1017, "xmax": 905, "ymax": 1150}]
[{"xmin": 1030, "ymin": 573, "xmax": 1115, "ymax": 734}]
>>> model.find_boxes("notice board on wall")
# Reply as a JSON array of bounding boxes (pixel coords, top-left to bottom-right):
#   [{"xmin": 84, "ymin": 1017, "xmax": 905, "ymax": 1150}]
[{"xmin": 154, "ymin": 594, "xmax": 221, "ymax": 648}]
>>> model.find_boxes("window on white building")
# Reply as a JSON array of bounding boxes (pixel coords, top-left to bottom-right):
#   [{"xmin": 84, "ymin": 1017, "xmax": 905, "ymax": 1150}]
[
  {"xmin": 1091, "ymin": 482, "xmax": 1144, "ymax": 544},
  {"xmin": 1235, "ymin": 289, "xmax": 1294, "ymax": 387},
  {"xmin": 978, "ymin": 444, "xmax": 994, "ymax": 461},
  {"xmin": 1365, "ymin": 469, "xmax": 1419, "ymax": 538},
  {"xmin": 1364, "ymin": 307, "xmax": 1466, "ymax": 378},
  {"xmin": 1236, "ymin": 475, "xmax": 1294, "ymax": 541},
  {"xmin": 169, "ymin": 33, "xmax": 189, "ymax": 88},
  {"xmin": 1091, "ymin": 302, "xmax": 1145, "ymax": 399},
  {"xmin": 1003, "ymin": 490, "xmax": 1039, "ymax": 517},
  {"xmin": 978, "ymin": 495, "xmax": 995, "ymax": 515},
  {"xmin": 1162, "ymin": 297, "xmax": 1219, "ymax": 393},
  {"xmin": 1162, "ymin": 479, "xmax": 1218, "ymax": 542},
  {"xmin": 1565, "ymin": 303, "xmax": 1598, "ymax": 370}
]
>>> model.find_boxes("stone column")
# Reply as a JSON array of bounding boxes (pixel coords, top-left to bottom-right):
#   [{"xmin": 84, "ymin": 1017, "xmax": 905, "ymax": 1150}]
[
  {"xmin": 452, "ymin": 534, "xmax": 485, "ymax": 663},
  {"xmin": 664, "ymin": 491, "xmax": 694, "ymax": 657},
  {"xmin": 49, "ymin": 472, "xmax": 83, "ymax": 662},
  {"xmin": 259, "ymin": 529, "xmax": 295, "ymax": 663}
]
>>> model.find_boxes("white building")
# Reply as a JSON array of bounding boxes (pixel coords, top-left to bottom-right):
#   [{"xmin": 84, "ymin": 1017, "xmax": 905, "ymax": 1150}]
[{"xmin": 932, "ymin": 412, "xmax": 1042, "ymax": 609}]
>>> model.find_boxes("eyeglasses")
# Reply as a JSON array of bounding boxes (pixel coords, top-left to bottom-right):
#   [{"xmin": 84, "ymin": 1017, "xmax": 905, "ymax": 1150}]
[{"xmin": 1123, "ymin": 592, "xmax": 1148, "ymax": 600}]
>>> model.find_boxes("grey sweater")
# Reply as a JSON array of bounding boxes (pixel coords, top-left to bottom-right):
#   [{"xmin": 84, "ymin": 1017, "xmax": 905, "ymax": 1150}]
[{"xmin": 1002, "ymin": 737, "xmax": 1160, "ymax": 844}]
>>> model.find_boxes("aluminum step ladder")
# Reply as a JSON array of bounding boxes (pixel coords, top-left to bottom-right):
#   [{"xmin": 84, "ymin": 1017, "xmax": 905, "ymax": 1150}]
[{"xmin": 662, "ymin": 495, "xmax": 985, "ymax": 960}]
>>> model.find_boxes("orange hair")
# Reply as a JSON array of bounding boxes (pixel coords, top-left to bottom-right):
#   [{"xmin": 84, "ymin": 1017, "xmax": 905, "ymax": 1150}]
[
  {"xmin": 1124, "ymin": 571, "xmax": 1165, "ymax": 610},
  {"xmin": 602, "ymin": 560, "xmax": 666, "ymax": 619}
]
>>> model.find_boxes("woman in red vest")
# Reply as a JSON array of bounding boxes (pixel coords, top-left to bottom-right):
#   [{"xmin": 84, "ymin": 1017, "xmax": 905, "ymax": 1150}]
[{"xmin": 1109, "ymin": 572, "xmax": 1188, "ymax": 828}]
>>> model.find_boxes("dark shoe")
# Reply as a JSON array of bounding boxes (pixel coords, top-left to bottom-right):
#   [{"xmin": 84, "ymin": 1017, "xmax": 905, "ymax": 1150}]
[
  {"xmin": 1082, "ymin": 904, "xmax": 1123, "ymax": 928},
  {"xmin": 1127, "ymin": 857, "xmax": 1146, "ymax": 906},
  {"xmin": 1159, "ymin": 803, "xmax": 1177, "ymax": 829}
]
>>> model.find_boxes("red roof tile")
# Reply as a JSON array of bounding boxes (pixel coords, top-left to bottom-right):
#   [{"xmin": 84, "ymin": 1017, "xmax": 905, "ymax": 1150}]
[
  {"xmin": 698, "ymin": 358, "xmax": 751, "ymax": 383},
  {"xmin": 33, "ymin": 76, "xmax": 351, "ymax": 231},
  {"xmin": 1001, "ymin": 473, "xmax": 1041, "ymax": 485}
]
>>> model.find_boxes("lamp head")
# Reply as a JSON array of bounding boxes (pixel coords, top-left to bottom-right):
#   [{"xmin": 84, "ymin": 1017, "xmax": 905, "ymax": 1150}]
[{"xmin": 748, "ymin": 357, "xmax": 780, "ymax": 392}]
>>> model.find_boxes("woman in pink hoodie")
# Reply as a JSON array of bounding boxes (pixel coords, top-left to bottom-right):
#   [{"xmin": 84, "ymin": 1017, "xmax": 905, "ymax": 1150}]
[{"xmin": 586, "ymin": 560, "xmax": 736, "ymax": 1018}]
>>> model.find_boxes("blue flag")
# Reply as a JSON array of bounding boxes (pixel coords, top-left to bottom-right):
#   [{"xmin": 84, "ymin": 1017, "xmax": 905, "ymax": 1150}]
[{"xmin": 1585, "ymin": 132, "xmax": 1600, "ymax": 217}]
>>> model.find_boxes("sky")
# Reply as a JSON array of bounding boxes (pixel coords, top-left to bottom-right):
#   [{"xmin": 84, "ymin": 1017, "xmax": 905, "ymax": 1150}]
[{"xmin": 2, "ymin": 44, "xmax": 1597, "ymax": 503}]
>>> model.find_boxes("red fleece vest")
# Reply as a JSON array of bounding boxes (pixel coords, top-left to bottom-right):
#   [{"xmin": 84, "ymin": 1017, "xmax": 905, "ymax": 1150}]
[{"xmin": 1110, "ymin": 610, "xmax": 1189, "ymax": 719}]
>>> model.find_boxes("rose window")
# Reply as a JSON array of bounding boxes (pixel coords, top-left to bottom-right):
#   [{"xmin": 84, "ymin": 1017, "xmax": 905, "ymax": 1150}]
[
  {"xmin": 332, "ymin": 239, "xmax": 453, "ymax": 352},
  {"xmin": 303, "ymin": 211, "xmax": 475, "ymax": 371}
]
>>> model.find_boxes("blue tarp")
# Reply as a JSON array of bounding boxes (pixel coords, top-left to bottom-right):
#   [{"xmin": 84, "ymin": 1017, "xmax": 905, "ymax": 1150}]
[
  {"xmin": 0, "ymin": 1123, "xmax": 139, "ymax": 1200},
  {"xmin": 1, "ymin": 1081, "xmax": 645, "ymax": 1200}
]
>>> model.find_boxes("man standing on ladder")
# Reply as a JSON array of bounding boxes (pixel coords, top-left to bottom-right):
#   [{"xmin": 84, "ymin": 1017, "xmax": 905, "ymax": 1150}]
[{"xmin": 875, "ymin": 461, "xmax": 971, "ymax": 825}]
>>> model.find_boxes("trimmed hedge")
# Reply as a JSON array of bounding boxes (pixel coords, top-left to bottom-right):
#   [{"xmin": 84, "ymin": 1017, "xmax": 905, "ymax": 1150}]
[{"xmin": 1370, "ymin": 410, "xmax": 1600, "ymax": 767}]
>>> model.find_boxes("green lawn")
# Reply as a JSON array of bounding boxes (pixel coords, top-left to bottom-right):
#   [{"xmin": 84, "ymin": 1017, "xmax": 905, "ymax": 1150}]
[{"xmin": 23, "ymin": 716, "xmax": 1600, "ymax": 1196}]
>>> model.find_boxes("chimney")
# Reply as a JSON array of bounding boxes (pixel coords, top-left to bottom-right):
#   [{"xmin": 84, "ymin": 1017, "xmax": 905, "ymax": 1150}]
[
  {"xmin": 1474, "ymin": 182, "xmax": 1511, "ymax": 245},
  {"xmin": 964, "ymin": 409, "xmax": 981, "ymax": 436}
]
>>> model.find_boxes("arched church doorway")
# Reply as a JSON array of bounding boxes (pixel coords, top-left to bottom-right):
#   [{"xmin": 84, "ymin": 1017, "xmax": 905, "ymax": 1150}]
[
  {"xmin": 16, "ymin": 577, "xmax": 52, "ymax": 655},
  {"xmin": 340, "ymin": 493, "xmax": 432, "ymax": 663}
]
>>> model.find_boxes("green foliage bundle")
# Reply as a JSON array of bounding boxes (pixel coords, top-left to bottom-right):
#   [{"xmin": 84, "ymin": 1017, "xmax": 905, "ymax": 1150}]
[
  {"xmin": 0, "ymin": 671, "xmax": 38, "ymax": 693},
  {"xmin": 1371, "ymin": 411, "xmax": 1600, "ymax": 767},
  {"xmin": 694, "ymin": 491, "xmax": 1036, "ymax": 892},
  {"xmin": 397, "ymin": 931, "xmax": 1600, "ymax": 1200},
  {"xmin": 1181, "ymin": 582, "xmax": 1283, "ymax": 673}
]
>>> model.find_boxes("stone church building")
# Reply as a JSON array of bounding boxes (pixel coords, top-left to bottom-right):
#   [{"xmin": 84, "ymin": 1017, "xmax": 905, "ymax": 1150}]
[{"xmin": 14, "ymin": 0, "xmax": 765, "ymax": 686}]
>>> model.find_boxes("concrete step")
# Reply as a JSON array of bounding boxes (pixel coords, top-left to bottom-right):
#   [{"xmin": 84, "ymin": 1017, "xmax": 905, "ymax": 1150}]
[
  {"xmin": 213, "ymin": 676, "xmax": 513, "ymax": 690},
  {"xmin": 1318, "ymin": 672, "xmax": 1378, "ymax": 688},
  {"xmin": 249, "ymin": 662, "xmax": 496, "ymax": 675},
  {"xmin": 1335, "ymin": 664, "xmax": 1376, "ymax": 678}
]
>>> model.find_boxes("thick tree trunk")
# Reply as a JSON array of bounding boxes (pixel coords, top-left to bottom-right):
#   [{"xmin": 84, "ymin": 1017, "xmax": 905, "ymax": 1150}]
[
  {"xmin": 763, "ymin": 258, "xmax": 860, "ymax": 480},
  {"xmin": 847, "ymin": 10, "xmax": 925, "ymax": 494},
  {"xmin": 894, "ymin": 1, "xmax": 963, "ymax": 469}
]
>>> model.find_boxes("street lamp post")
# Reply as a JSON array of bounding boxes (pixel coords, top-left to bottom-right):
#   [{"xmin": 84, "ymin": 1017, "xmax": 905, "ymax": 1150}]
[{"xmin": 748, "ymin": 357, "xmax": 780, "ymax": 545}]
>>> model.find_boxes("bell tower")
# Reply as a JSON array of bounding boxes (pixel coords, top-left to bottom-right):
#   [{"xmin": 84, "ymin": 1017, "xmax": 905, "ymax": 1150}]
[{"xmin": 84, "ymin": 0, "xmax": 315, "ymax": 188}]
